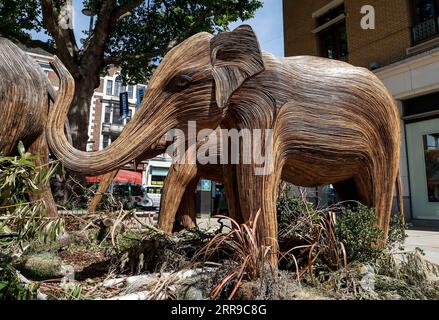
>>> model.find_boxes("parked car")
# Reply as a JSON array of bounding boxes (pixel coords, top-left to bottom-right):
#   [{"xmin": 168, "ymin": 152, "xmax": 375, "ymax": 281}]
[
  {"xmin": 144, "ymin": 185, "xmax": 163, "ymax": 210},
  {"xmin": 110, "ymin": 183, "xmax": 153, "ymax": 210}
]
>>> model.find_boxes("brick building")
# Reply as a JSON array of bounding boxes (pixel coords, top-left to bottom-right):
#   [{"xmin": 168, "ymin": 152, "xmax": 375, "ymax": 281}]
[{"xmin": 283, "ymin": 0, "xmax": 439, "ymax": 226}]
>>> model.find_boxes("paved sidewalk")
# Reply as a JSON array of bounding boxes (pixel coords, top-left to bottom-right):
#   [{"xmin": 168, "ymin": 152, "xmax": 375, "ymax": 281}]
[{"xmin": 405, "ymin": 229, "xmax": 439, "ymax": 264}]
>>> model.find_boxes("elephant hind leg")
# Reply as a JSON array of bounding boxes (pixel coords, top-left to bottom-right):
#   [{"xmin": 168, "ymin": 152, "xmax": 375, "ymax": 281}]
[
  {"xmin": 28, "ymin": 132, "xmax": 58, "ymax": 217},
  {"xmin": 157, "ymin": 163, "xmax": 198, "ymax": 234},
  {"xmin": 370, "ymin": 163, "xmax": 398, "ymax": 243}
]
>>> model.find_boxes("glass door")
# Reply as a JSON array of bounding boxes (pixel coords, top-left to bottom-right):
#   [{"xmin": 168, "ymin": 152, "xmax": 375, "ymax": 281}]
[{"xmin": 406, "ymin": 118, "xmax": 439, "ymax": 220}]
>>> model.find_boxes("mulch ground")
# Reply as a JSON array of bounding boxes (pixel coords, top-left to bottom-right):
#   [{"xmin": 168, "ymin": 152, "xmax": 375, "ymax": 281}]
[{"xmin": 58, "ymin": 247, "xmax": 112, "ymax": 280}]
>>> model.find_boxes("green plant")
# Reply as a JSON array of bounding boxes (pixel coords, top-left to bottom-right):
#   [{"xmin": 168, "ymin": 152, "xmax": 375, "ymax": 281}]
[
  {"xmin": 0, "ymin": 142, "xmax": 59, "ymax": 207},
  {"xmin": 277, "ymin": 193, "xmax": 319, "ymax": 241},
  {"xmin": 336, "ymin": 204, "xmax": 384, "ymax": 263},
  {"xmin": 387, "ymin": 213, "xmax": 407, "ymax": 249},
  {"xmin": 62, "ymin": 284, "xmax": 90, "ymax": 300},
  {"xmin": 317, "ymin": 250, "xmax": 439, "ymax": 300},
  {"xmin": 0, "ymin": 143, "xmax": 64, "ymax": 254},
  {"xmin": 0, "ymin": 263, "xmax": 37, "ymax": 300},
  {"xmin": 276, "ymin": 191, "xmax": 347, "ymax": 277},
  {"xmin": 195, "ymin": 210, "xmax": 276, "ymax": 300}
]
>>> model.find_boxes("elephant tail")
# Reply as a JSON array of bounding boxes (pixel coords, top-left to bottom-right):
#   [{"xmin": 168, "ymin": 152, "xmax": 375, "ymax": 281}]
[{"xmin": 396, "ymin": 169, "xmax": 404, "ymax": 225}]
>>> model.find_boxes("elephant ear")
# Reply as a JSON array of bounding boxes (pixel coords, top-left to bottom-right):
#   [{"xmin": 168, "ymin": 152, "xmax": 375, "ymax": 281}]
[{"xmin": 210, "ymin": 25, "xmax": 265, "ymax": 109}]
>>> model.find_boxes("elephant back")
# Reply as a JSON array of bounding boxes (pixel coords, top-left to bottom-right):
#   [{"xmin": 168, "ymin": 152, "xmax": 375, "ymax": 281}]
[{"xmin": 0, "ymin": 37, "xmax": 48, "ymax": 155}]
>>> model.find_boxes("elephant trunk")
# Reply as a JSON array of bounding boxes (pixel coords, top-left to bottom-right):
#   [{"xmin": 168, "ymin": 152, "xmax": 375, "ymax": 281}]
[{"xmin": 47, "ymin": 57, "xmax": 173, "ymax": 175}]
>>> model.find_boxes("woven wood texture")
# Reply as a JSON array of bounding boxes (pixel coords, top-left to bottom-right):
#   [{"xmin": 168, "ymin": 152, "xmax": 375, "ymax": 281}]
[
  {"xmin": 0, "ymin": 38, "xmax": 57, "ymax": 217},
  {"xmin": 48, "ymin": 26, "xmax": 402, "ymax": 265}
]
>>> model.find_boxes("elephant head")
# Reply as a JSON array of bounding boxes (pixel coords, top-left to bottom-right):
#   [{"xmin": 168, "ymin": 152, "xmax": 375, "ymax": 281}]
[{"xmin": 47, "ymin": 25, "xmax": 264, "ymax": 175}]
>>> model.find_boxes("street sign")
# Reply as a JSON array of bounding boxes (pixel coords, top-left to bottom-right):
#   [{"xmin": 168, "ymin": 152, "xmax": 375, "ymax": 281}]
[
  {"xmin": 119, "ymin": 92, "xmax": 129, "ymax": 119},
  {"xmin": 200, "ymin": 179, "xmax": 211, "ymax": 192}
]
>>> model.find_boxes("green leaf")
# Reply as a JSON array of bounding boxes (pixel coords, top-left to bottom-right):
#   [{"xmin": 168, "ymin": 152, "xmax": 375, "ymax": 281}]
[{"xmin": 0, "ymin": 282, "xmax": 8, "ymax": 291}]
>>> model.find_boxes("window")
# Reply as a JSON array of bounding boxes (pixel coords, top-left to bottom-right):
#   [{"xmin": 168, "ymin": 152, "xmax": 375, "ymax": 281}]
[
  {"xmin": 320, "ymin": 23, "xmax": 348, "ymax": 61},
  {"xmin": 128, "ymin": 85, "xmax": 133, "ymax": 99},
  {"xmin": 413, "ymin": 0, "xmax": 437, "ymax": 24},
  {"xmin": 112, "ymin": 106, "xmax": 123, "ymax": 124},
  {"xmin": 106, "ymin": 80, "xmax": 113, "ymax": 96},
  {"xmin": 314, "ymin": 3, "xmax": 348, "ymax": 61},
  {"xmin": 403, "ymin": 91, "xmax": 439, "ymax": 118},
  {"xmin": 113, "ymin": 184, "xmax": 129, "ymax": 197},
  {"xmin": 114, "ymin": 81, "xmax": 122, "ymax": 96},
  {"xmin": 103, "ymin": 135, "xmax": 110, "ymax": 148},
  {"xmin": 150, "ymin": 176, "xmax": 166, "ymax": 185},
  {"xmin": 130, "ymin": 185, "xmax": 144, "ymax": 196},
  {"xmin": 423, "ymin": 133, "xmax": 439, "ymax": 202},
  {"xmin": 412, "ymin": 0, "xmax": 439, "ymax": 43},
  {"xmin": 104, "ymin": 106, "xmax": 111, "ymax": 123},
  {"xmin": 317, "ymin": 3, "xmax": 345, "ymax": 26}
]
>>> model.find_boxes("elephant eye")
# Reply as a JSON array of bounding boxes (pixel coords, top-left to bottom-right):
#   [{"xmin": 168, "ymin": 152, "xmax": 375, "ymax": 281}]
[
  {"xmin": 175, "ymin": 74, "xmax": 192, "ymax": 88},
  {"xmin": 166, "ymin": 72, "xmax": 195, "ymax": 92}
]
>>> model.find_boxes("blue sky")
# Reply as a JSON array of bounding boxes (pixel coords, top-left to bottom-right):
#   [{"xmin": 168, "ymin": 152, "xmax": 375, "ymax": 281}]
[
  {"xmin": 229, "ymin": 0, "xmax": 284, "ymax": 57},
  {"xmin": 34, "ymin": 0, "xmax": 284, "ymax": 57}
]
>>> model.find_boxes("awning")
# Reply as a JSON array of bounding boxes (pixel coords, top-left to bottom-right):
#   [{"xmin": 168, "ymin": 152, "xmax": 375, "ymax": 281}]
[{"xmin": 86, "ymin": 169, "xmax": 142, "ymax": 184}]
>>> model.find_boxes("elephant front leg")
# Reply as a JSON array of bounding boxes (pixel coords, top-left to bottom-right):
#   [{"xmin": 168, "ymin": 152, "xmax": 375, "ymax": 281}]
[
  {"xmin": 28, "ymin": 131, "xmax": 58, "ymax": 218},
  {"xmin": 236, "ymin": 162, "xmax": 282, "ymax": 267},
  {"xmin": 157, "ymin": 163, "xmax": 198, "ymax": 234}
]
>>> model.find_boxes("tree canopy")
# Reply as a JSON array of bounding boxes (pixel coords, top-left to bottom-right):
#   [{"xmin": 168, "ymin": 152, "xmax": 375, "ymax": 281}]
[{"xmin": 0, "ymin": 0, "xmax": 263, "ymax": 84}]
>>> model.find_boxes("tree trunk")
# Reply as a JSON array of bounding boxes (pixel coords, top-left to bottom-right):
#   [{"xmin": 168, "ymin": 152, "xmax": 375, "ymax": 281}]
[
  {"xmin": 67, "ymin": 79, "xmax": 96, "ymax": 151},
  {"xmin": 49, "ymin": 77, "xmax": 96, "ymax": 209}
]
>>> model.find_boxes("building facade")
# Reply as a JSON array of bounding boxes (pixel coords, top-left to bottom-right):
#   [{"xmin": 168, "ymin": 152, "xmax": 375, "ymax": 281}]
[
  {"xmin": 283, "ymin": 0, "xmax": 439, "ymax": 226},
  {"xmin": 25, "ymin": 49, "xmax": 172, "ymax": 187}
]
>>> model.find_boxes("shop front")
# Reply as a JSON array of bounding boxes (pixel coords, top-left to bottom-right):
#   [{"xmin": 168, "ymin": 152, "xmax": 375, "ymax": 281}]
[
  {"xmin": 376, "ymin": 51, "xmax": 439, "ymax": 226},
  {"xmin": 405, "ymin": 114, "xmax": 439, "ymax": 222}
]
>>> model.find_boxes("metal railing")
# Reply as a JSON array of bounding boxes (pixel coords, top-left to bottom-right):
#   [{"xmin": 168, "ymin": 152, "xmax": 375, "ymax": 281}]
[
  {"xmin": 413, "ymin": 18, "xmax": 439, "ymax": 43},
  {"xmin": 102, "ymin": 122, "xmax": 125, "ymax": 135}
]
